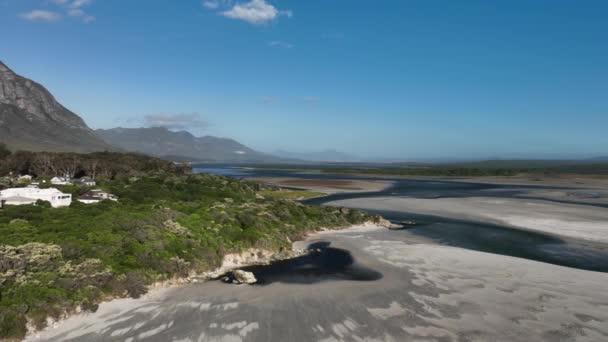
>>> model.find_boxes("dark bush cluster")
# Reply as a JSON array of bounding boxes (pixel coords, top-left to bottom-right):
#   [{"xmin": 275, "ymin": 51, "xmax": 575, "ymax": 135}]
[{"xmin": 0, "ymin": 144, "xmax": 190, "ymax": 180}]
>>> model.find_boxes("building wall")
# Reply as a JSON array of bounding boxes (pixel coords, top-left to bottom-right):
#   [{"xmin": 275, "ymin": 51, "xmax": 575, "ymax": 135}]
[{"xmin": 0, "ymin": 188, "xmax": 72, "ymax": 208}]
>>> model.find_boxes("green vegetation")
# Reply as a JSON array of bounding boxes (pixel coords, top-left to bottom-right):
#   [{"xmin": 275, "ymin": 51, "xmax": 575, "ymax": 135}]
[
  {"xmin": 0, "ymin": 172, "xmax": 373, "ymax": 340},
  {"xmin": 259, "ymin": 189, "xmax": 326, "ymax": 200},
  {"xmin": 323, "ymin": 167, "xmax": 522, "ymax": 177},
  {"xmin": 323, "ymin": 163, "xmax": 608, "ymax": 177}
]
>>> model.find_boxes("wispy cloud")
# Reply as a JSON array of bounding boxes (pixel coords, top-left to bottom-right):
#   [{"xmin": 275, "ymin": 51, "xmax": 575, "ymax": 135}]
[
  {"xmin": 203, "ymin": 0, "xmax": 291, "ymax": 25},
  {"xmin": 65, "ymin": 0, "xmax": 95, "ymax": 22},
  {"xmin": 143, "ymin": 113, "xmax": 208, "ymax": 130},
  {"xmin": 22, "ymin": 0, "xmax": 95, "ymax": 23},
  {"xmin": 21, "ymin": 10, "xmax": 61, "ymax": 22},
  {"xmin": 68, "ymin": 8, "xmax": 95, "ymax": 23},
  {"xmin": 268, "ymin": 40, "xmax": 294, "ymax": 49},
  {"xmin": 202, "ymin": 0, "xmax": 221, "ymax": 9}
]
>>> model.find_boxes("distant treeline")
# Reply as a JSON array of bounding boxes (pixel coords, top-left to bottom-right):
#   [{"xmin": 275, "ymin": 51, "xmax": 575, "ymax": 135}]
[
  {"xmin": 0, "ymin": 143, "xmax": 190, "ymax": 179},
  {"xmin": 322, "ymin": 163, "xmax": 608, "ymax": 177},
  {"xmin": 323, "ymin": 167, "xmax": 521, "ymax": 177}
]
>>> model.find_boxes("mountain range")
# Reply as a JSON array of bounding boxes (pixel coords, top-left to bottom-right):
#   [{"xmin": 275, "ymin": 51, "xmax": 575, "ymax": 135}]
[
  {"xmin": 0, "ymin": 60, "xmax": 284, "ymax": 162},
  {"xmin": 0, "ymin": 61, "xmax": 110, "ymax": 152},
  {"xmin": 96, "ymin": 127, "xmax": 286, "ymax": 162}
]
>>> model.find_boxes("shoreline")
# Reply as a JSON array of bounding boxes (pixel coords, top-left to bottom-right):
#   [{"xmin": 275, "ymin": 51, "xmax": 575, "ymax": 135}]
[
  {"xmin": 25, "ymin": 221, "xmax": 387, "ymax": 341},
  {"xmin": 27, "ymin": 220, "xmax": 608, "ymax": 342}
]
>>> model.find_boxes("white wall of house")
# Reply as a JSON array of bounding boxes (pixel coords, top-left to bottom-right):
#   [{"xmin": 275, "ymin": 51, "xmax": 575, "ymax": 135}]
[
  {"xmin": 0, "ymin": 188, "xmax": 72, "ymax": 208},
  {"xmin": 1, "ymin": 197, "xmax": 37, "ymax": 206}
]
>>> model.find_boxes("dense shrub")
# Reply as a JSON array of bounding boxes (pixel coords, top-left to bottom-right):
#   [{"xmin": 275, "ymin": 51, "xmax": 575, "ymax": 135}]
[{"xmin": 0, "ymin": 173, "xmax": 371, "ymax": 340}]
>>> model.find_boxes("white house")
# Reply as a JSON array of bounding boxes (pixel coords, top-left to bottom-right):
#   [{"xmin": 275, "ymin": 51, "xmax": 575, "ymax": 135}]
[
  {"xmin": 0, "ymin": 187, "xmax": 72, "ymax": 208},
  {"xmin": 51, "ymin": 177, "xmax": 72, "ymax": 186},
  {"xmin": 77, "ymin": 189, "xmax": 118, "ymax": 204}
]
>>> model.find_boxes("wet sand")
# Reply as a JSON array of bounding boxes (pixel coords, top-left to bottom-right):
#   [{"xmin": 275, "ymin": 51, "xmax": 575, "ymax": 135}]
[
  {"xmin": 29, "ymin": 225, "xmax": 608, "ymax": 342},
  {"xmin": 449, "ymin": 175, "xmax": 608, "ymax": 207},
  {"xmin": 327, "ymin": 197, "xmax": 608, "ymax": 243}
]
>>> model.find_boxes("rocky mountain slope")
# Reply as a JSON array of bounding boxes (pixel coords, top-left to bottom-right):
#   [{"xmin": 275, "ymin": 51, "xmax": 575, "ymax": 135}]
[
  {"xmin": 0, "ymin": 61, "xmax": 110, "ymax": 152},
  {"xmin": 96, "ymin": 127, "xmax": 287, "ymax": 162}
]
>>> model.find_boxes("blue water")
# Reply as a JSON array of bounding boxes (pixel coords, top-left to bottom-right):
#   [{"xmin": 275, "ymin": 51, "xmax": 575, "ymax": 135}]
[{"xmin": 195, "ymin": 164, "xmax": 608, "ymax": 273}]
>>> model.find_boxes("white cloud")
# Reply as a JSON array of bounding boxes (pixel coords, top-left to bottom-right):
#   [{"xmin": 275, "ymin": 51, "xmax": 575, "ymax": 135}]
[
  {"xmin": 202, "ymin": 1, "xmax": 220, "ymax": 9},
  {"xmin": 68, "ymin": 8, "xmax": 95, "ymax": 23},
  {"xmin": 66, "ymin": 0, "xmax": 95, "ymax": 22},
  {"xmin": 202, "ymin": 0, "xmax": 234, "ymax": 10},
  {"xmin": 23, "ymin": 0, "xmax": 95, "ymax": 23},
  {"xmin": 221, "ymin": 0, "xmax": 291, "ymax": 25},
  {"xmin": 143, "ymin": 113, "xmax": 208, "ymax": 130},
  {"xmin": 70, "ymin": 0, "xmax": 93, "ymax": 9},
  {"xmin": 21, "ymin": 10, "xmax": 61, "ymax": 22}
]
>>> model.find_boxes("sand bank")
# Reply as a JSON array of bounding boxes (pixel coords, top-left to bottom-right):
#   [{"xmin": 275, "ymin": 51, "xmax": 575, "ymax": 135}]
[
  {"xmin": 327, "ymin": 196, "xmax": 608, "ymax": 243},
  {"xmin": 245, "ymin": 177, "xmax": 394, "ymax": 194}
]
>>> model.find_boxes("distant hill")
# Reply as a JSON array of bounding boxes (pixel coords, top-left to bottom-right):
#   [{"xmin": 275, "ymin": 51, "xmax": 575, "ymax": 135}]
[
  {"xmin": 0, "ymin": 61, "xmax": 111, "ymax": 152},
  {"xmin": 273, "ymin": 149, "xmax": 360, "ymax": 162},
  {"xmin": 96, "ymin": 127, "xmax": 288, "ymax": 163}
]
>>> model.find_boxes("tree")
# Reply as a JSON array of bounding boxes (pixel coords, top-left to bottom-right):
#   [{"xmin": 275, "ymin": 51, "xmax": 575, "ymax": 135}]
[
  {"xmin": 32, "ymin": 153, "xmax": 58, "ymax": 177},
  {"xmin": 0, "ymin": 143, "xmax": 10, "ymax": 160},
  {"xmin": 83, "ymin": 159, "xmax": 100, "ymax": 179},
  {"xmin": 56, "ymin": 155, "xmax": 80, "ymax": 178}
]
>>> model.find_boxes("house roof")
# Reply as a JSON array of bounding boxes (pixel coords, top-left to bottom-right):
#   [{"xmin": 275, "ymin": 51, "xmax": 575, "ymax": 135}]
[
  {"xmin": 78, "ymin": 195, "xmax": 101, "ymax": 201},
  {"xmin": 1, "ymin": 187, "xmax": 68, "ymax": 197}
]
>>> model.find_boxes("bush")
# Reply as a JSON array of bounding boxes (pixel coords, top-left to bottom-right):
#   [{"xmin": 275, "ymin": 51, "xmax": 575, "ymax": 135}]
[{"xmin": 0, "ymin": 173, "xmax": 372, "ymax": 339}]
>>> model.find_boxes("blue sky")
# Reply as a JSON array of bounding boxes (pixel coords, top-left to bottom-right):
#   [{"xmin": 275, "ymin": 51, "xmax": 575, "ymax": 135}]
[{"xmin": 1, "ymin": 0, "xmax": 607, "ymax": 159}]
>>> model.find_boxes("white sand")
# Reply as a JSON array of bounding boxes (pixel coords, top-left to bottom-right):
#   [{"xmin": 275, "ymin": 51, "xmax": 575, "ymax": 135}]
[
  {"xmin": 327, "ymin": 196, "xmax": 608, "ymax": 242},
  {"xmin": 362, "ymin": 238, "xmax": 608, "ymax": 341}
]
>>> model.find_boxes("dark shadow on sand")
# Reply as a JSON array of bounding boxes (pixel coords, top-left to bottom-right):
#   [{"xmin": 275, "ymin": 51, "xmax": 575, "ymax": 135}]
[{"xmin": 217, "ymin": 241, "xmax": 382, "ymax": 285}]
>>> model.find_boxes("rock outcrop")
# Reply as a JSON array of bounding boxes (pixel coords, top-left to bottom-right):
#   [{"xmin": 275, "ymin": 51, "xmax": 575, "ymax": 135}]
[
  {"xmin": 0, "ymin": 60, "xmax": 111, "ymax": 152},
  {"xmin": 232, "ymin": 270, "xmax": 257, "ymax": 284}
]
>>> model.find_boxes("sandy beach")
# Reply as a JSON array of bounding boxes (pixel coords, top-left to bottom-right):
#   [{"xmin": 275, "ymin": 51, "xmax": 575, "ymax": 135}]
[{"xmin": 28, "ymin": 224, "xmax": 608, "ymax": 342}]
